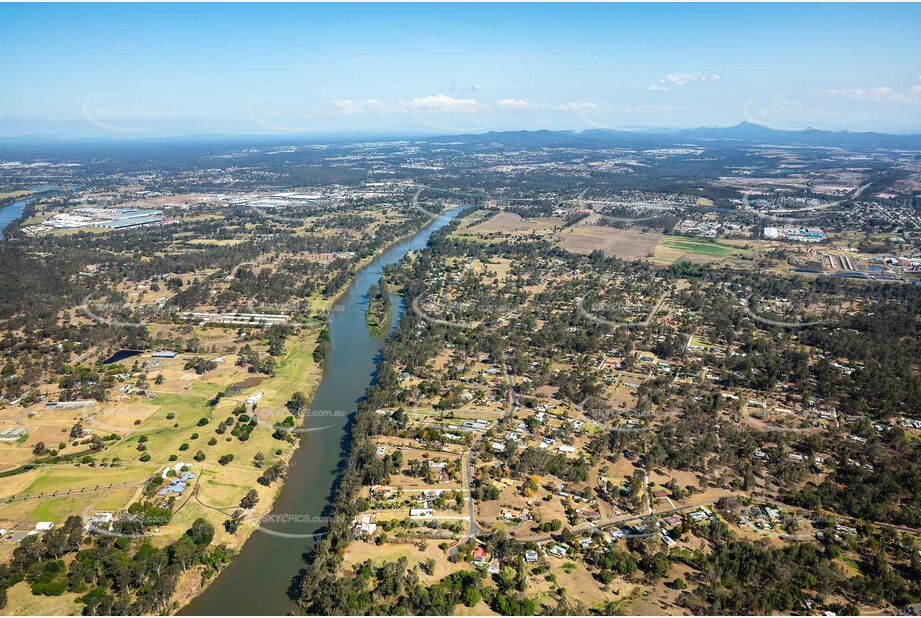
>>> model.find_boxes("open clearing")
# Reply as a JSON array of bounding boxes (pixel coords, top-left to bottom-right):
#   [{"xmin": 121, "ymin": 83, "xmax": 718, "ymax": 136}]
[
  {"xmin": 0, "ymin": 190, "xmax": 34, "ymax": 201},
  {"xmin": 558, "ymin": 225, "xmax": 664, "ymax": 259},
  {"xmin": 654, "ymin": 236, "xmax": 751, "ymax": 263},
  {"xmin": 455, "ymin": 212, "xmax": 561, "ymax": 238},
  {"xmin": 454, "ymin": 214, "xmax": 668, "ymax": 262},
  {"xmin": 0, "ymin": 328, "xmax": 323, "ymax": 547}
]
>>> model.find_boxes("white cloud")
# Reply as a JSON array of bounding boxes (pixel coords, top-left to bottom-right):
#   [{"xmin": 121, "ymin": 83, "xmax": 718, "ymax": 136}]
[
  {"xmin": 403, "ymin": 93, "xmax": 481, "ymax": 114},
  {"xmin": 823, "ymin": 86, "xmax": 915, "ymax": 104},
  {"xmin": 668, "ymin": 72, "xmax": 719, "ymax": 85},
  {"xmin": 560, "ymin": 101, "xmax": 602, "ymax": 111},
  {"xmin": 331, "ymin": 94, "xmax": 487, "ymax": 115},
  {"xmin": 497, "ymin": 98, "xmax": 542, "ymax": 110},
  {"xmin": 332, "ymin": 99, "xmax": 400, "ymax": 115},
  {"xmin": 332, "ymin": 100, "xmax": 364, "ymax": 115},
  {"xmin": 651, "ymin": 72, "xmax": 721, "ymax": 91}
]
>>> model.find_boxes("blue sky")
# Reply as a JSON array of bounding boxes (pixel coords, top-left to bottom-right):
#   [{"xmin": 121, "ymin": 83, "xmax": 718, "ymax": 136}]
[{"xmin": 2, "ymin": 3, "xmax": 921, "ymax": 137}]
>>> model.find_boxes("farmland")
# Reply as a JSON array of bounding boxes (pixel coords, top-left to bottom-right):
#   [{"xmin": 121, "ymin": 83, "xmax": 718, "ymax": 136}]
[{"xmin": 654, "ymin": 236, "xmax": 751, "ymax": 263}]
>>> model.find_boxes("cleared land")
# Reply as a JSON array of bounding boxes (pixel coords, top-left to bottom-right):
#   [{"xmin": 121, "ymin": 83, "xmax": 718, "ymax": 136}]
[
  {"xmin": 454, "ymin": 213, "xmax": 667, "ymax": 262},
  {"xmin": 558, "ymin": 225, "xmax": 664, "ymax": 259},
  {"xmin": 457, "ymin": 212, "xmax": 562, "ymax": 237},
  {"xmin": 0, "ymin": 329, "xmax": 323, "ymax": 550},
  {"xmin": 0, "ymin": 190, "xmax": 34, "ymax": 201},
  {"xmin": 654, "ymin": 236, "xmax": 751, "ymax": 264}
]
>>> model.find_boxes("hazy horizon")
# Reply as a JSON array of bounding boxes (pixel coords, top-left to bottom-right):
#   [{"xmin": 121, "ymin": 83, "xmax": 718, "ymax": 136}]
[
  {"xmin": 4, "ymin": 3, "xmax": 921, "ymax": 138},
  {"xmin": 5, "ymin": 120, "xmax": 921, "ymax": 147}
]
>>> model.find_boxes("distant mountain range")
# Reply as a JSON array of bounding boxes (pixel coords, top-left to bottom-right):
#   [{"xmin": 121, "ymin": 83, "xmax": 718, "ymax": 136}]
[
  {"xmin": 440, "ymin": 122, "xmax": 921, "ymax": 150},
  {"xmin": 2, "ymin": 122, "xmax": 920, "ymax": 153}
]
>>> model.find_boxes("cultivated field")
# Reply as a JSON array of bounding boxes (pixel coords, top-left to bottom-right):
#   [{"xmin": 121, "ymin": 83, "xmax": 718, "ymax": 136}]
[{"xmin": 653, "ymin": 236, "xmax": 752, "ymax": 264}]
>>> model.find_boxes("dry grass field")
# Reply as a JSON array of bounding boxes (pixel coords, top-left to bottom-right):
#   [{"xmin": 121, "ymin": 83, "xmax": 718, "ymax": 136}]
[
  {"xmin": 0, "ymin": 328, "xmax": 324, "ymax": 548},
  {"xmin": 0, "ymin": 190, "xmax": 34, "ymax": 201},
  {"xmin": 457, "ymin": 212, "xmax": 563, "ymax": 237},
  {"xmin": 341, "ymin": 540, "xmax": 468, "ymax": 585},
  {"xmin": 558, "ymin": 225, "xmax": 664, "ymax": 259},
  {"xmin": 2, "ymin": 580, "xmax": 82, "ymax": 616}
]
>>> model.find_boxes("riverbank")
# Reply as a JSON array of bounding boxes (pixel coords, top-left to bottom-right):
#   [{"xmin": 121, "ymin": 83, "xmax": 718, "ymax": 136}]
[
  {"xmin": 0, "ymin": 325, "xmax": 328, "ymax": 616},
  {"xmin": 294, "ymin": 209, "xmax": 468, "ymax": 614},
  {"xmin": 167, "ymin": 313, "xmax": 341, "ymax": 611},
  {"xmin": 0, "ymin": 194, "xmax": 36, "ymax": 240},
  {"xmin": 172, "ymin": 222, "xmax": 433, "ymax": 583},
  {"xmin": 0, "ymin": 187, "xmax": 67, "ymax": 239},
  {"xmin": 0, "ymin": 210, "xmax": 439, "ymax": 615},
  {"xmin": 180, "ymin": 207, "xmax": 464, "ymax": 615},
  {"xmin": 162, "ymin": 324, "xmax": 329, "ymax": 612}
]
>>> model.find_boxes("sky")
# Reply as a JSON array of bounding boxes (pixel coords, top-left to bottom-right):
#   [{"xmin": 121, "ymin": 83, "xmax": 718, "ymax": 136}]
[{"xmin": 2, "ymin": 2, "xmax": 921, "ymax": 138}]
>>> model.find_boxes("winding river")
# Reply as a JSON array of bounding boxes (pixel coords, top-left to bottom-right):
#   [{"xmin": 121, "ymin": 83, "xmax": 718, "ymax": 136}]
[
  {"xmin": 0, "ymin": 187, "xmax": 67, "ymax": 240},
  {"xmin": 183, "ymin": 207, "xmax": 460, "ymax": 615},
  {"xmin": 0, "ymin": 196, "xmax": 38, "ymax": 239}
]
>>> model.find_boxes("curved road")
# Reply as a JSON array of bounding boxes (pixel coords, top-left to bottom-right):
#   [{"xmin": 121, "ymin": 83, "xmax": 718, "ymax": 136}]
[
  {"xmin": 577, "ymin": 294, "xmax": 667, "ymax": 329},
  {"xmin": 741, "ymin": 293, "xmax": 824, "ymax": 328}
]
